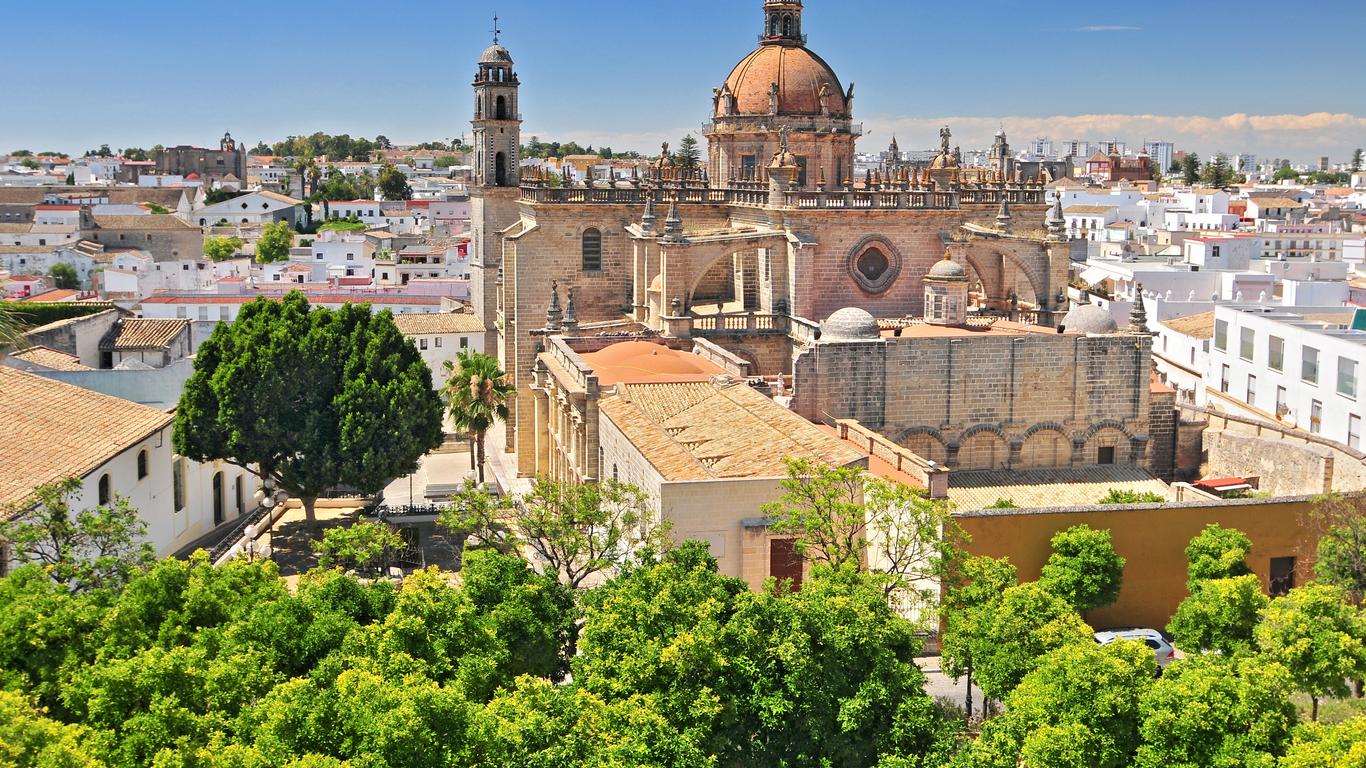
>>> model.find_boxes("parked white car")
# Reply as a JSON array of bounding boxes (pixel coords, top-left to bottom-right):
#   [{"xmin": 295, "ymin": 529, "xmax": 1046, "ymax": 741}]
[{"xmin": 1095, "ymin": 628, "xmax": 1177, "ymax": 673}]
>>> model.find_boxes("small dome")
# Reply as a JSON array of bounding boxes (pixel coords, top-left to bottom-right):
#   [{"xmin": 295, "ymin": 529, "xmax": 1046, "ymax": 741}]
[
  {"xmin": 821, "ymin": 307, "xmax": 880, "ymax": 340},
  {"xmin": 928, "ymin": 255, "xmax": 967, "ymax": 279},
  {"xmin": 479, "ymin": 44, "xmax": 513, "ymax": 65},
  {"xmin": 1061, "ymin": 303, "xmax": 1119, "ymax": 335}
]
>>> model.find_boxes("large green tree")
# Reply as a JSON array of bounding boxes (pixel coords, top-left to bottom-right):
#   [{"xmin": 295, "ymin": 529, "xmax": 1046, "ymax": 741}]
[
  {"xmin": 1184, "ymin": 523, "xmax": 1253, "ymax": 587},
  {"xmin": 1135, "ymin": 654, "xmax": 1297, "ymax": 768},
  {"xmin": 202, "ymin": 235, "xmax": 245, "ymax": 262},
  {"xmin": 173, "ymin": 292, "xmax": 444, "ymax": 526},
  {"xmin": 1038, "ymin": 524, "xmax": 1126, "ymax": 613},
  {"xmin": 1201, "ymin": 154, "xmax": 1235, "ymax": 187},
  {"xmin": 1180, "ymin": 154, "xmax": 1202, "ymax": 185},
  {"xmin": 253, "ymin": 221, "xmax": 294, "ymax": 264},
  {"xmin": 1350, "ymin": 148, "xmax": 1363, "ymax": 173},
  {"xmin": 674, "ymin": 134, "xmax": 701, "ymax": 172},
  {"xmin": 1167, "ymin": 573, "xmax": 1268, "ymax": 656},
  {"xmin": 1280, "ymin": 715, "xmax": 1366, "ymax": 767},
  {"xmin": 377, "ymin": 163, "xmax": 413, "ymax": 201},
  {"xmin": 1255, "ymin": 584, "xmax": 1366, "ymax": 720},
  {"xmin": 940, "ymin": 555, "xmax": 1017, "ymax": 719},
  {"xmin": 970, "ymin": 640, "xmax": 1155, "ymax": 768},
  {"xmin": 442, "ymin": 350, "xmax": 513, "ymax": 485},
  {"xmin": 967, "ymin": 581, "xmax": 1093, "ymax": 701}
]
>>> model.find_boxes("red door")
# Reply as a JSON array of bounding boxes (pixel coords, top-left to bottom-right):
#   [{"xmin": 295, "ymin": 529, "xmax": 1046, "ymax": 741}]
[{"xmin": 770, "ymin": 538, "xmax": 803, "ymax": 591}]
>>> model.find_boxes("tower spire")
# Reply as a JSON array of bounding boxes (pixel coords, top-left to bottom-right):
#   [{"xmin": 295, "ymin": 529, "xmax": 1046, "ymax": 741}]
[
  {"xmin": 491, "ymin": 13, "xmax": 501, "ymax": 44},
  {"xmin": 762, "ymin": 0, "xmax": 804, "ymax": 45}
]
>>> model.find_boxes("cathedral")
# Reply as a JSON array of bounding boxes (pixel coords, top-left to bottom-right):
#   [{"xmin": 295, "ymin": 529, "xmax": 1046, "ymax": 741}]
[{"xmin": 469, "ymin": 0, "xmax": 1163, "ymax": 482}]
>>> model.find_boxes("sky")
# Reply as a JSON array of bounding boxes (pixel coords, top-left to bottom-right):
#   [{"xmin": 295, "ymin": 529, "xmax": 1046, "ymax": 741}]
[{"xmin": 2, "ymin": 0, "xmax": 1364, "ymax": 163}]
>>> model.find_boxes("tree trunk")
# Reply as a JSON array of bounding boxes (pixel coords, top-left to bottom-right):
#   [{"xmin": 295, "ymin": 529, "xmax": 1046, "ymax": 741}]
[
  {"xmin": 303, "ymin": 496, "xmax": 318, "ymax": 529},
  {"xmin": 1312, "ymin": 695, "xmax": 1319, "ymax": 722},
  {"xmin": 476, "ymin": 431, "xmax": 486, "ymax": 485},
  {"xmin": 469, "ymin": 437, "xmax": 477, "ymax": 471},
  {"xmin": 964, "ymin": 665, "xmax": 974, "ymax": 721}
]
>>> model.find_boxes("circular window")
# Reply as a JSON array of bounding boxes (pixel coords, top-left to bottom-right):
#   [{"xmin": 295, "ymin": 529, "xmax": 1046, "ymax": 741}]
[
  {"xmin": 857, "ymin": 248, "xmax": 889, "ymax": 282},
  {"xmin": 846, "ymin": 238, "xmax": 900, "ymax": 294}
]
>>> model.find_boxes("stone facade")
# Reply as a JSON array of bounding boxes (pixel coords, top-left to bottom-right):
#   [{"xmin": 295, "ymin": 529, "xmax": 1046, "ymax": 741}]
[
  {"xmin": 790, "ymin": 328, "xmax": 1156, "ymax": 471},
  {"xmin": 155, "ymin": 132, "xmax": 246, "ymax": 184}
]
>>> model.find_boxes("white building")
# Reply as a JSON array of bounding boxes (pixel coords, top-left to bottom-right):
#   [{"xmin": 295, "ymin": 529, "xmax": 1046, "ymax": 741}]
[
  {"xmin": 0, "ymin": 366, "xmax": 259, "ymax": 568},
  {"xmin": 191, "ymin": 190, "xmax": 307, "ymax": 229},
  {"xmin": 391, "ymin": 311, "xmax": 486, "ymax": 386},
  {"xmin": 1207, "ymin": 305, "xmax": 1366, "ymax": 447}
]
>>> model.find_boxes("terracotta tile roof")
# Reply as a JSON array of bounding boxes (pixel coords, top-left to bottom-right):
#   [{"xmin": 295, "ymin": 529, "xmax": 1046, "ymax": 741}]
[
  {"xmin": 9, "ymin": 345, "xmax": 91, "ymax": 371},
  {"xmin": 580, "ymin": 341, "xmax": 725, "ymax": 386},
  {"xmin": 391, "ymin": 312, "xmax": 484, "ymax": 335},
  {"xmin": 24, "ymin": 289, "xmax": 80, "ymax": 303},
  {"xmin": 599, "ymin": 380, "xmax": 864, "ymax": 481},
  {"xmin": 93, "ymin": 214, "xmax": 196, "ymax": 231},
  {"xmin": 1162, "ymin": 310, "xmax": 1216, "ymax": 339},
  {"xmin": 0, "ymin": 367, "xmax": 173, "ymax": 511},
  {"xmin": 1250, "ymin": 197, "xmax": 1306, "ymax": 210},
  {"xmin": 1064, "ymin": 204, "xmax": 1118, "ymax": 215},
  {"xmin": 948, "ymin": 465, "xmax": 1170, "ymax": 511},
  {"xmin": 101, "ymin": 318, "xmax": 189, "ymax": 350}
]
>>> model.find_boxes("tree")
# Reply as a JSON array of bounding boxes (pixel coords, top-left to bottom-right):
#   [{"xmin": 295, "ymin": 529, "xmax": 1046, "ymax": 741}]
[
  {"xmin": 48, "ymin": 263, "xmax": 78, "ymax": 290},
  {"xmin": 314, "ymin": 520, "xmax": 406, "ymax": 572},
  {"xmin": 0, "ymin": 689, "xmax": 103, "ymax": 768},
  {"xmin": 377, "ymin": 163, "xmax": 413, "ymax": 201},
  {"xmin": 254, "ymin": 220, "xmax": 294, "ymax": 263},
  {"xmin": 1135, "ymin": 654, "xmax": 1297, "ymax": 768},
  {"xmin": 442, "ymin": 350, "xmax": 513, "ymax": 485},
  {"xmin": 763, "ymin": 457, "xmax": 962, "ymax": 607},
  {"xmin": 1274, "ymin": 163, "xmax": 1302, "ymax": 182},
  {"xmin": 1280, "ymin": 715, "xmax": 1366, "ymax": 767},
  {"xmin": 1255, "ymin": 584, "xmax": 1366, "ymax": 720},
  {"xmin": 202, "ymin": 235, "xmax": 245, "ymax": 262},
  {"xmin": 941, "ymin": 555, "xmax": 1017, "ymax": 719},
  {"xmin": 1309, "ymin": 492, "xmax": 1366, "ymax": 606},
  {"xmin": 1038, "ymin": 524, "xmax": 1126, "ymax": 613},
  {"xmin": 1184, "ymin": 523, "xmax": 1253, "ymax": 587},
  {"xmin": 968, "ymin": 581, "xmax": 1093, "ymax": 701},
  {"xmin": 674, "ymin": 134, "xmax": 701, "ymax": 171},
  {"xmin": 87, "ymin": 144, "xmax": 112, "ymax": 158},
  {"xmin": 375, "ymin": 134, "xmax": 392, "ymax": 150},
  {"xmin": 1098, "ymin": 488, "xmax": 1165, "ymax": 504},
  {"xmin": 504, "ymin": 478, "xmax": 665, "ymax": 590},
  {"xmin": 0, "ymin": 477, "xmax": 155, "ymax": 592},
  {"xmin": 1180, "ymin": 154, "xmax": 1202, "ymax": 185},
  {"xmin": 173, "ymin": 292, "xmax": 444, "ymax": 526},
  {"xmin": 1350, "ymin": 149, "xmax": 1363, "ymax": 173},
  {"xmin": 970, "ymin": 640, "xmax": 1155, "ymax": 768},
  {"xmin": 0, "ymin": 301, "xmax": 25, "ymax": 353},
  {"xmin": 19, "ymin": 158, "xmax": 39, "ymax": 170},
  {"xmin": 1167, "ymin": 573, "xmax": 1268, "ymax": 656},
  {"xmin": 1200, "ymin": 154, "xmax": 1235, "ymax": 187}
]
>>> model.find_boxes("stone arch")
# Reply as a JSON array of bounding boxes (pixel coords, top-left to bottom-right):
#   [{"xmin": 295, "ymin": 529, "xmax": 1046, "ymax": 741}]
[
  {"xmin": 955, "ymin": 424, "xmax": 1009, "ymax": 470},
  {"xmin": 897, "ymin": 427, "xmax": 948, "ymax": 465},
  {"xmin": 684, "ymin": 246, "xmax": 766, "ymax": 311},
  {"xmin": 960, "ymin": 252, "xmax": 1003, "ymax": 309},
  {"xmin": 1083, "ymin": 421, "xmax": 1133, "ymax": 465},
  {"xmin": 1018, "ymin": 423, "xmax": 1072, "ymax": 468},
  {"xmin": 961, "ymin": 244, "xmax": 1048, "ymax": 311}
]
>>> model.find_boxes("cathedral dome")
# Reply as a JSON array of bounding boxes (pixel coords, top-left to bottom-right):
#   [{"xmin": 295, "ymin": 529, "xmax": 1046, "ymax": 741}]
[
  {"xmin": 479, "ymin": 43, "xmax": 513, "ymax": 65},
  {"xmin": 1061, "ymin": 302, "xmax": 1119, "ymax": 335},
  {"xmin": 821, "ymin": 307, "xmax": 881, "ymax": 340},
  {"xmin": 720, "ymin": 45, "xmax": 847, "ymax": 117}
]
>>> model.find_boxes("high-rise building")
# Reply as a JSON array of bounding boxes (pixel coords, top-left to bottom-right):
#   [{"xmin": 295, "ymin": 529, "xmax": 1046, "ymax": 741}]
[{"xmin": 1143, "ymin": 141, "xmax": 1174, "ymax": 173}]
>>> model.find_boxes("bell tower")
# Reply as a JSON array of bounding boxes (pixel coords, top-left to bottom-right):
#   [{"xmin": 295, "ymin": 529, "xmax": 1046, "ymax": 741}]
[
  {"xmin": 471, "ymin": 18, "xmax": 521, "ymax": 188},
  {"xmin": 763, "ymin": 0, "xmax": 804, "ymax": 44}
]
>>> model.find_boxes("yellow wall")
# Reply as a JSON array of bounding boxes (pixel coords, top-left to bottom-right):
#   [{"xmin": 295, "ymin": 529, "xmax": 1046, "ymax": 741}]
[{"xmin": 956, "ymin": 497, "xmax": 1318, "ymax": 631}]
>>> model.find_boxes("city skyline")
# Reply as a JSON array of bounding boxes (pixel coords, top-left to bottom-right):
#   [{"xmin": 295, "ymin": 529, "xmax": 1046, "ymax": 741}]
[{"xmin": 1, "ymin": 0, "xmax": 1363, "ymax": 161}]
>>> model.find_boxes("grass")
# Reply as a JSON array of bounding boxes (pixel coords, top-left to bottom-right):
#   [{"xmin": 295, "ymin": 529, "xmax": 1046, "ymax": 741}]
[{"xmin": 1291, "ymin": 692, "xmax": 1366, "ymax": 724}]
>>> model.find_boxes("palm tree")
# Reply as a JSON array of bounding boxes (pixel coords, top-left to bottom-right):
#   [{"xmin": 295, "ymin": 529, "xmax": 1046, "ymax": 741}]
[
  {"xmin": 443, "ymin": 350, "xmax": 514, "ymax": 485},
  {"xmin": 0, "ymin": 302, "xmax": 26, "ymax": 357}
]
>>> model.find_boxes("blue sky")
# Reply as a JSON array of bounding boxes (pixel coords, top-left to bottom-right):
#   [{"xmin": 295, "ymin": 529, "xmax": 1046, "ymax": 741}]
[{"xmin": 2, "ymin": 0, "xmax": 1363, "ymax": 161}]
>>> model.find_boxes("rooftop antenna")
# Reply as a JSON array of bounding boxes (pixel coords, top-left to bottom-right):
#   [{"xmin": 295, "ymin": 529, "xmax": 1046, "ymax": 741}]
[{"xmin": 491, "ymin": 13, "xmax": 502, "ymax": 44}]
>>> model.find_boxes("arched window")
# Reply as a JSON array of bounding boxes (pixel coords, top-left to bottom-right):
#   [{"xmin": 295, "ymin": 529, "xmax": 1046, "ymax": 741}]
[
  {"xmin": 494, "ymin": 152, "xmax": 507, "ymax": 186},
  {"xmin": 582, "ymin": 228, "xmax": 602, "ymax": 271},
  {"xmin": 137, "ymin": 449, "xmax": 148, "ymax": 479},
  {"xmin": 495, "ymin": 95, "xmax": 507, "ymax": 120},
  {"xmin": 770, "ymin": 15, "xmax": 781, "ymax": 36},
  {"xmin": 97, "ymin": 474, "xmax": 111, "ymax": 506},
  {"xmin": 782, "ymin": 14, "xmax": 793, "ymax": 36}
]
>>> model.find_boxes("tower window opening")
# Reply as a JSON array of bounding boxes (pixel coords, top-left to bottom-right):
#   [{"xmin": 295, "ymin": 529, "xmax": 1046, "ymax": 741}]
[
  {"xmin": 582, "ymin": 228, "xmax": 603, "ymax": 271},
  {"xmin": 770, "ymin": 15, "xmax": 780, "ymax": 36},
  {"xmin": 495, "ymin": 152, "xmax": 507, "ymax": 186},
  {"xmin": 496, "ymin": 95, "xmax": 507, "ymax": 120},
  {"xmin": 783, "ymin": 14, "xmax": 793, "ymax": 36}
]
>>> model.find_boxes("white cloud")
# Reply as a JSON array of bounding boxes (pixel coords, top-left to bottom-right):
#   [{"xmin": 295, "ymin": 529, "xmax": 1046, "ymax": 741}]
[
  {"xmin": 862, "ymin": 113, "xmax": 1366, "ymax": 162},
  {"xmin": 1075, "ymin": 24, "xmax": 1143, "ymax": 32}
]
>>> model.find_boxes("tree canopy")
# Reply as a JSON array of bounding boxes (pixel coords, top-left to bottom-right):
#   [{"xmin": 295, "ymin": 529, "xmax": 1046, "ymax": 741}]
[
  {"xmin": 173, "ymin": 292, "xmax": 443, "ymax": 525},
  {"xmin": 202, "ymin": 235, "xmax": 244, "ymax": 262},
  {"xmin": 48, "ymin": 263, "xmax": 79, "ymax": 290},
  {"xmin": 1038, "ymin": 524, "xmax": 1126, "ymax": 613},
  {"xmin": 253, "ymin": 221, "xmax": 294, "ymax": 264},
  {"xmin": 377, "ymin": 163, "xmax": 413, "ymax": 201}
]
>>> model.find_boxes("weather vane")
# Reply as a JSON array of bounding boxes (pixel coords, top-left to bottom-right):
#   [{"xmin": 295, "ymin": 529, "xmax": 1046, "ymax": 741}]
[{"xmin": 491, "ymin": 13, "xmax": 501, "ymax": 44}]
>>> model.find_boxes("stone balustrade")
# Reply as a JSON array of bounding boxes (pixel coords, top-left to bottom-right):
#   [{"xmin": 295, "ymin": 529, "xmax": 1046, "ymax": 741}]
[{"xmin": 519, "ymin": 183, "xmax": 1046, "ymax": 211}]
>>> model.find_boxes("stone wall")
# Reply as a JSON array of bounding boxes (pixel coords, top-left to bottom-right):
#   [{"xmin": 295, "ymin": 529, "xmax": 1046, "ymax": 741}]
[
  {"xmin": 1148, "ymin": 388, "xmax": 1178, "ymax": 481},
  {"xmin": 791, "ymin": 330, "xmax": 1154, "ymax": 470},
  {"xmin": 22, "ymin": 309, "xmax": 122, "ymax": 367},
  {"xmin": 1193, "ymin": 406, "xmax": 1366, "ymax": 495}
]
